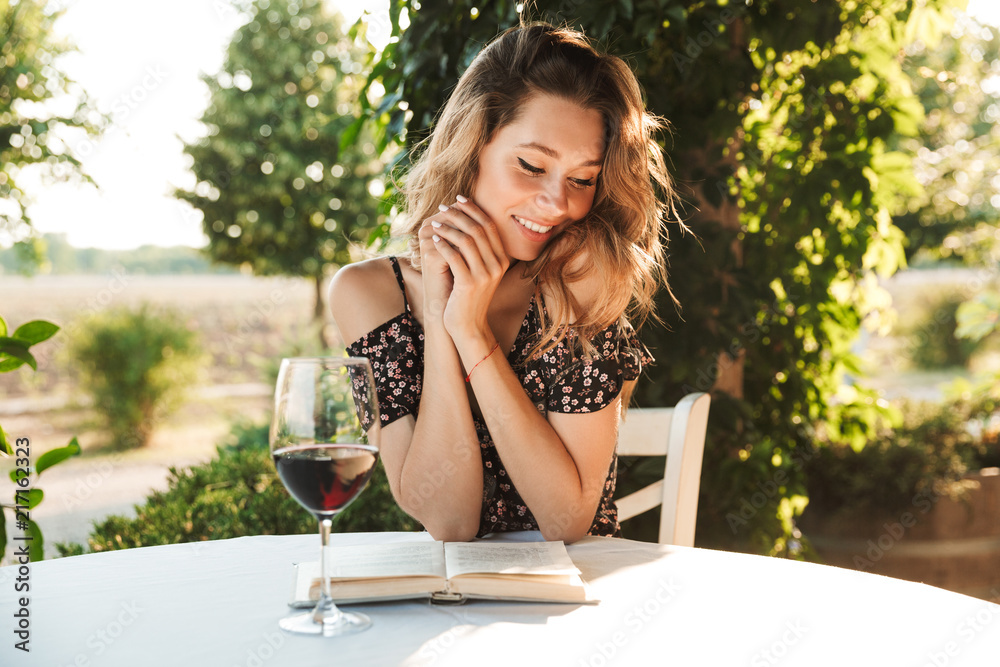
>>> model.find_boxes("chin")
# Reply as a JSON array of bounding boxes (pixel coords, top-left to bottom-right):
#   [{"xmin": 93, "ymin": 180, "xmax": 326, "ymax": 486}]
[{"xmin": 508, "ymin": 246, "xmax": 545, "ymax": 263}]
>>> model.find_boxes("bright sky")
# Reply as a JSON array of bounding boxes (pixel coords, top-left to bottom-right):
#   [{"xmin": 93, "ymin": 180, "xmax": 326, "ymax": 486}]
[
  {"xmin": 18, "ymin": 0, "xmax": 388, "ymax": 250},
  {"xmin": 16, "ymin": 0, "xmax": 1000, "ymax": 250}
]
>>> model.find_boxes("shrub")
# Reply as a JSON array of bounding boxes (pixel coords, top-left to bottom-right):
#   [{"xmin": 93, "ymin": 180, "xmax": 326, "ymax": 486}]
[
  {"xmin": 801, "ymin": 398, "xmax": 992, "ymax": 522},
  {"xmin": 83, "ymin": 420, "xmax": 419, "ymax": 552},
  {"xmin": 904, "ymin": 294, "xmax": 980, "ymax": 370},
  {"xmin": 965, "ymin": 395, "xmax": 1000, "ymax": 469},
  {"xmin": 67, "ymin": 304, "xmax": 202, "ymax": 448}
]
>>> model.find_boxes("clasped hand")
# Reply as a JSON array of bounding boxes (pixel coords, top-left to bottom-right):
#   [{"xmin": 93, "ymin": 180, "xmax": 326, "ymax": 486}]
[{"xmin": 417, "ymin": 195, "xmax": 509, "ymax": 345}]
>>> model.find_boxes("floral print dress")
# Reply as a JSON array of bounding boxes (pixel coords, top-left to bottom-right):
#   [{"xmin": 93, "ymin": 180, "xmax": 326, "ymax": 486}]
[{"xmin": 346, "ymin": 257, "xmax": 652, "ymax": 538}]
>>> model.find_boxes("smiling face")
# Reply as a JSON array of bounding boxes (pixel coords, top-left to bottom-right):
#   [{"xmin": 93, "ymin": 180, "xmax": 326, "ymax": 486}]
[{"xmin": 472, "ymin": 93, "xmax": 605, "ymax": 262}]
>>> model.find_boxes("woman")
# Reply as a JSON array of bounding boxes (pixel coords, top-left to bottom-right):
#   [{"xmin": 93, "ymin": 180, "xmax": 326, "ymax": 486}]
[{"xmin": 329, "ymin": 21, "xmax": 676, "ymax": 544}]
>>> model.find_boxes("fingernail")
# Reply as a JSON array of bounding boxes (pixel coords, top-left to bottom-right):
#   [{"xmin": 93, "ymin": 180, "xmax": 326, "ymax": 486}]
[
  {"xmin": 455, "ymin": 194, "xmax": 468, "ymax": 203},
  {"xmin": 438, "ymin": 204, "xmax": 450, "ymax": 212},
  {"xmin": 431, "ymin": 221, "xmax": 441, "ymax": 228},
  {"xmin": 432, "ymin": 234, "xmax": 441, "ymax": 242}
]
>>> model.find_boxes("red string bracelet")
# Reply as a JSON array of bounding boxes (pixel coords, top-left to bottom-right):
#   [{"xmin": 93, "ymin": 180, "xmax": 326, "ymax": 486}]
[{"xmin": 465, "ymin": 342, "xmax": 500, "ymax": 382}]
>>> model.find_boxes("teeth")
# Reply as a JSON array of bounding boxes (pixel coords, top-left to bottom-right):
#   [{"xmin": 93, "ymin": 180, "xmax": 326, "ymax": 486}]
[{"xmin": 514, "ymin": 216, "xmax": 550, "ymax": 234}]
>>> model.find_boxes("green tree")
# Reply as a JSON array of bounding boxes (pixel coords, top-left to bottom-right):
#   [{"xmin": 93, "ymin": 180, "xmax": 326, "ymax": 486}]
[
  {"xmin": 174, "ymin": 0, "xmax": 386, "ymax": 321},
  {"xmin": 894, "ymin": 10, "xmax": 1000, "ymax": 264},
  {"xmin": 897, "ymin": 11, "xmax": 1000, "ymax": 399},
  {"xmin": 350, "ymin": 0, "xmax": 962, "ymax": 554},
  {"xmin": 0, "ymin": 0, "xmax": 103, "ymax": 269}
]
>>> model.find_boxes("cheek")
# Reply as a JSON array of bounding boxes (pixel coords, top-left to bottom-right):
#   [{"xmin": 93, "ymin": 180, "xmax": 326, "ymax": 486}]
[
  {"xmin": 570, "ymin": 190, "xmax": 597, "ymax": 219},
  {"xmin": 473, "ymin": 171, "xmax": 520, "ymax": 222}
]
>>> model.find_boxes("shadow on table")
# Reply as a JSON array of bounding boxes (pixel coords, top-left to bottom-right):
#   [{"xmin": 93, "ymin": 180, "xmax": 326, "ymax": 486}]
[
  {"xmin": 333, "ymin": 596, "xmax": 584, "ymax": 665},
  {"xmin": 569, "ymin": 536, "xmax": 678, "ymax": 584}
]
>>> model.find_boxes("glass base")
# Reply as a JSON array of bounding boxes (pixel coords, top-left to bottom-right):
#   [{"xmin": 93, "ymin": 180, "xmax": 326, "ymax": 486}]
[{"xmin": 279, "ymin": 609, "xmax": 372, "ymax": 636}]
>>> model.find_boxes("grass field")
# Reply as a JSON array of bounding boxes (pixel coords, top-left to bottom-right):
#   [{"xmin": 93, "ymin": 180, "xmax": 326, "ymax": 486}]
[{"xmin": 2, "ymin": 273, "xmax": 331, "ymax": 394}]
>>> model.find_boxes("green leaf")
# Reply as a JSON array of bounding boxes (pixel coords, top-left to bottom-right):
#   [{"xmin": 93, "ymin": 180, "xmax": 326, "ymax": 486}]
[
  {"xmin": 12, "ymin": 320, "xmax": 59, "ymax": 346},
  {"xmin": 904, "ymin": 3, "xmax": 951, "ymax": 50},
  {"xmin": 0, "ymin": 338, "xmax": 37, "ymax": 371},
  {"xmin": 0, "ymin": 424, "xmax": 10, "ymax": 456},
  {"xmin": 0, "ymin": 357, "xmax": 26, "ymax": 373},
  {"xmin": 26, "ymin": 519, "xmax": 44, "ymax": 562},
  {"xmin": 26, "ymin": 488, "xmax": 44, "ymax": 509},
  {"xmin": 665, "ymin": 4, "xmax": 688, "ymax": 25},
  {"xmin": 340, "ymin": 115, "xmax": 365, "ymax": 151},
  {"xmin": 35, "ymin": 437, "xmax": 82, "ymax": 475},
  {"xmin": 956, "ymin": 292, "xmax": 1000, "ymax": 342},
  {"xmin": 0, "ymin": 315, "xmax": 6, "ymax": 337}
]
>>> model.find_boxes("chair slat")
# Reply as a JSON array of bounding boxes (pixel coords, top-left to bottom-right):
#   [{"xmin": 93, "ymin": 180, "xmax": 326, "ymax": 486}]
[
  {"xmin": 615, "ymin": 408, "xmax": 674, "ymax": 456},
  {"xmin": 614, "ymin": 393, "xmax": 711, "ymax": 546},
  {"xmin": 616, "ymin": 481, "xmax": 664, "ymax": 521}
]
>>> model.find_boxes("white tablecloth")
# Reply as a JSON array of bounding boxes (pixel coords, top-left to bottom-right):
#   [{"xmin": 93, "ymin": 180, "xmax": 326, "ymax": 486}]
[{"xmin": 2, "ymin": 531, "xmax": 999, "ymax": 666}]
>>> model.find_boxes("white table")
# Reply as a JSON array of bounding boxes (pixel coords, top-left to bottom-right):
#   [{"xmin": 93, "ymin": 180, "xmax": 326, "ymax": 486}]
[{"xmin": 2, "ymin": 531, "xmax": 999, "ymax": 666}]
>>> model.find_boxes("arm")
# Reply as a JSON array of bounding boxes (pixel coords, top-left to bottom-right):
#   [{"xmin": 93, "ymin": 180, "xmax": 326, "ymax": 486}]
[
  {"xmin": 429, "ymin": 201, "xmax": 623, "ymax": 543},
  {"xmin": 328, "ymin": 258, "xmax": 484, "ymax": 542},
  {"xmin": 464, "ymin": 347, "xmax": 626, "ymax": 543}
]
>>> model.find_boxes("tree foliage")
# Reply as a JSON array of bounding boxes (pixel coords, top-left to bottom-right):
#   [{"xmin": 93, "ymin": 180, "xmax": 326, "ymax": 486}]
[
  {"xmin": 894, "ymin": 11, "xmax": 1000, "ymax": 397},
  {"xmin": 0, "ymin": 0, "xmax": 103, "ymax": 268},
  {"xmin": 894, "ymin": 11, "xmax": 1000, "ymax": 264},
  {"xmin": 349, "ymin": 0, "xmax": 965, "ymax": 553},
  {"xmin": 174, "ymin": 0, "xmax": 387, "ymax": 318}
]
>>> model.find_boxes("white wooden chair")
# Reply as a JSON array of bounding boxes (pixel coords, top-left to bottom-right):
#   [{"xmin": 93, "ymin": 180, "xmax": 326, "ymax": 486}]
[{"xmin": 615, "ymin": 392, "xmax": 711, "ymax": 547}]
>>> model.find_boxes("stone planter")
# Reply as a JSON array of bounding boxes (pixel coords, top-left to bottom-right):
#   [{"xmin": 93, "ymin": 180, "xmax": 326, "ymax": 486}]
[{"xmin": 801, "ymin": 468, "xmax": 1000, "ymax": 600}]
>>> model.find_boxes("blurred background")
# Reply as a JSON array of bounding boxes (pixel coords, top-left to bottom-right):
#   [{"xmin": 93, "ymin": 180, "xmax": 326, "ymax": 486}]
[{"xmin": 2, "ymin": 0, "xmax": 999, "ymax": 600}]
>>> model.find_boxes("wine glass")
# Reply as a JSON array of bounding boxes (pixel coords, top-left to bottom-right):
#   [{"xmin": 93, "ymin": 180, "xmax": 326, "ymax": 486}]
[{"xmin": 270, "ymin": 357, "xmax": 381, "ymax": 636}]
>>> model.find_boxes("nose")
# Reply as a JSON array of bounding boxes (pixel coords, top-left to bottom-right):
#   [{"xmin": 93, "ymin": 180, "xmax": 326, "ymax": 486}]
[{"xmin": 535, "ymin": 176, "xmax": 569, "ymax": 217}]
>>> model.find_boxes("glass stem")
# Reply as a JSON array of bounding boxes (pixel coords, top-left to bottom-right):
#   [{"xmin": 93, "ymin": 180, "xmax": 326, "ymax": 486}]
[{"xmin": 313, "ymin": 516, "xmax": 340, "ymax": 624}]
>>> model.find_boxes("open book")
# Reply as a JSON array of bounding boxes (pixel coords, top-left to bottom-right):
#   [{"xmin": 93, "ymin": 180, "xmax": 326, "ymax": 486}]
[{"xmin": 290, "ymin": 540, "xmax": 594, "ymax": 605}]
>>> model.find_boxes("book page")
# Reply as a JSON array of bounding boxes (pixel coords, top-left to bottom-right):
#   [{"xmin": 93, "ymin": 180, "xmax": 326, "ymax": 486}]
[
  {"xmin": 443, "ymin": 541, "xmax": 581, "ymax": 579},
  {"xmin": 324, "ymin": 541, "xmax": 446, "ymax": 579}
]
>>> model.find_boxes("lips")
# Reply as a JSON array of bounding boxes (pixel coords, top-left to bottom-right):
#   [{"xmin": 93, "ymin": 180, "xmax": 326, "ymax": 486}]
[{"xmin": 513, "ymin": 215, "xmax": 555, "ymax": 234}]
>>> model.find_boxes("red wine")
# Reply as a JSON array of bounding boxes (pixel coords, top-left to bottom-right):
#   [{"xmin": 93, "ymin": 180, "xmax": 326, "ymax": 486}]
[{"xmin": 273, "ymin": 444, "xmax": 379, "ymax": 516}]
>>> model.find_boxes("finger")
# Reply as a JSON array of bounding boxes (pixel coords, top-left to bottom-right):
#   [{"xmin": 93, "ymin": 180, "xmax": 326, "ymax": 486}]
[
  {"xmin": 417, "ymin": 225, "xmax": 452, "ymax": 278},
  {"xmin": 451, "ymin": 195, "xmax": 507, "ymax": 265},
  {"xmin": 433, "ymin": 203, "xmax": 505, "ymax": 277},
  {"xmin": 444, "ymin": 200, "xmax": 507, "ymax": 273},
  {"xmin": 430, "ymin": 229, "xmax": 472, "ymax": 279}
]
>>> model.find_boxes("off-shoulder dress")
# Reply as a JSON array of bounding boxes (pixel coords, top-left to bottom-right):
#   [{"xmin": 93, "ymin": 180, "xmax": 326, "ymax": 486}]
[{"xmin": 346, "ymin": 257, "xmax": 651, "ymax": 538}]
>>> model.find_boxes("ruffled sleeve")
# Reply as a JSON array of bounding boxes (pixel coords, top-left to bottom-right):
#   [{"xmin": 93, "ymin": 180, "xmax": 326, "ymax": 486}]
[{"xmin": 543, "ymin": 325, "xmax": 653, "ymax": 414}]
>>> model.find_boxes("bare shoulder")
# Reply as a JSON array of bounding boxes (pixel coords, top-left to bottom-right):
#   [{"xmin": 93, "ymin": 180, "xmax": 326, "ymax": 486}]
[{"xmin": 328, "ymin": 257, "xmax": 407, "ymax": 347}]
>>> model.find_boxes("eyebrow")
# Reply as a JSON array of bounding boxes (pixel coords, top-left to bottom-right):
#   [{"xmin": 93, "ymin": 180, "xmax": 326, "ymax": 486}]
[{"xmin": 515, "ymin": 142, "xmax": 603, "ymax": 167}]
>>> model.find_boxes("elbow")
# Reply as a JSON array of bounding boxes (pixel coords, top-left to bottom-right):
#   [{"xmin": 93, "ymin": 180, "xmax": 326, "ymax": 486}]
[
  {"xmin": 538, "ymin": 511, "xmax": 591, "ymax": 544},
  {"xmin": 537, "ymin": 499, "xmax": 598, "ymax": 544},
  {"xmin": 422, "ymin": 516, "xmax": 480, "ymax": 543},
  {"xmin": 427, "ymin": 523, "xmax": 478, "ymax": 543},
  {"xmin": 395, "ymin": 485, "xmax": 479, "ymax": 542},
  {"xmin": 539, "ymin": 524, "xmax": 589, "ymax": 545}
]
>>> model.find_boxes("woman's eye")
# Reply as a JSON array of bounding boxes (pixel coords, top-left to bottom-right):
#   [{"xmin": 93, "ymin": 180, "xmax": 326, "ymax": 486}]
[
  {"xmin": 518, "ymin": 157, "xmax": 595, "ymax": 189},
  {"xmin": 517, "ymin": 158, "xmax": 544, "ymax": 174}
]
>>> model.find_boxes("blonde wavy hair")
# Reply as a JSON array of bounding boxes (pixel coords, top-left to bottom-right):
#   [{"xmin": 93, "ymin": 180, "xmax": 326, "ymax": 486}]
[{"xmin": 396, "ymin": 21, "xmax": 677, "ymax": 361}]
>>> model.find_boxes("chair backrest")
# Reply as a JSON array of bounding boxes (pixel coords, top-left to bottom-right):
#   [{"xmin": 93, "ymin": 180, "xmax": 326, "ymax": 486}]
[{"xmin": 614, "ymin": 392, "xmax": 711, "ymax": 547}]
